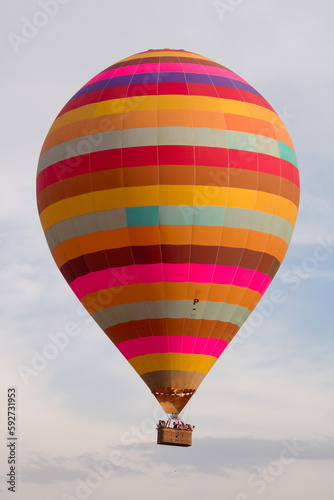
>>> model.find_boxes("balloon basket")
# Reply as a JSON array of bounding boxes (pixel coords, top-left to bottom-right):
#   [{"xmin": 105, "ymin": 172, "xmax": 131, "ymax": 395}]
[{"xmin": 157, "ymin": 426, "xmax": 193, "ymax": 447}]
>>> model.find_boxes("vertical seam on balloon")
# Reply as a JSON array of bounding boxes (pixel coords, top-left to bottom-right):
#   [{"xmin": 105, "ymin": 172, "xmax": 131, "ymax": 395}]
[
  {"xmin": 255, "ymin": 131, "xmax": 285, "ymax": 306},
  {"xmin": 196, "ymin": 62, "xmax": 230, "ymax": 356},
  {"xmin": 156, "ymin": 52, "xmax": 172, "ymax": 389},
  {"xmin": 267, "ymin": 121, "xmax": 285, "ymax": 288},
  {"xmin": 176, "ymin": 53, "xmax": 197, "ymax": 393},
  {"xmin": 245, "ymin": 93, "xmax": 283, "ymax": 311},
  {"xmin": 185, "ymin": 58, "xmax": 231, "ymax": 386},
  {"xmin": 85, "ymin": 61, "xmax": 135, "ymax": 358},
  {"xmin": 45, "ymin": 57, "xmax": 127, "ymax": 315},
  {"xmin": 87, "ymin": 56, "xmax": 150, "ymax": 377},
  {"xmin": 267, "ymin": 116, "xmax": 299, "ymax": 283},
  {"xmin": 41, "ymin": 145, "xmax": 57, "ymax": 247},
  {"xmin": 218, "ymin": 74, "xmax": 258, "ymax": 339},
  {"xmin": 120, "ymin": 56, "xmax": 158, "ymax": 378},
  {"xmin": 60, "ymin": 77, "xmax": 99, "ymax": 314},
  {"xmin": 86, "ymin": 63, "xmax": 126, "ymax": 340},
  {"xmin": 221, "ymin": 73, "xmax": 268, "ymax": 344}
]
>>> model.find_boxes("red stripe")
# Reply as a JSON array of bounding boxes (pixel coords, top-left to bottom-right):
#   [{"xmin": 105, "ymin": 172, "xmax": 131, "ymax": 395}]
[
  {"xmin": 37, "ymin": 146, "xmax": 299, "ymax": 193},
  {"xmin": 58, "ymin": 83, "xmax": 274, "ymax": 116}
]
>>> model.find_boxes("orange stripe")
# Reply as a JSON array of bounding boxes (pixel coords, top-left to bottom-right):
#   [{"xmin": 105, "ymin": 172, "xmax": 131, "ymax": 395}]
[
  {"xmin": 41, "ymin": 110, "xmax": 294, "ymax": 153},
  {"xmin": 118, "ymin": 50, "xmax": 212, "ymax": 63},
  {"xmin": 52, "ymin": 226, "xmax": 288, "ymax": 268},
  {"xmin": 81, "ymin": 282, "xmax": 260, "ymax": 314},
  {"xmin": 37, "ymin": 166, "xmax": 299, "ymax": 214}
]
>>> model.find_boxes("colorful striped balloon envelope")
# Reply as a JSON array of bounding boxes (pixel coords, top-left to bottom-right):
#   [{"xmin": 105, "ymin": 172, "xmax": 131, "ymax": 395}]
[{"xmin": 36, "ymin": 49, "xmax": 300, "ymax": 415}]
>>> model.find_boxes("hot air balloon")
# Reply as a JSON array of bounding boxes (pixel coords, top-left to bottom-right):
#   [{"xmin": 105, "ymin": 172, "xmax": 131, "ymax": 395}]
[{"xmin": 36, "ymin": 49, "xmax": 299, "ymax": 446}]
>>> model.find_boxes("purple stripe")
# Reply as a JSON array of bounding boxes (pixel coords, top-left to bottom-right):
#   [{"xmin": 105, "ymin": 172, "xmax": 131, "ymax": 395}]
[
  {"xmin": 117, "ymin": 335, "xmax": 229, "ymax": 359},
  {"xmin": 70, "ymin": 73, "xmax": 260, "ymax": 101}
]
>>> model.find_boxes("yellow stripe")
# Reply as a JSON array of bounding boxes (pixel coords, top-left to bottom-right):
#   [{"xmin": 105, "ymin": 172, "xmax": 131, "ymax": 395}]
[
  {"xmin": 48, "ymin": 95, "xmax": 284, "ymax": 134},
  {"xmin": 118, "ymin": 50, "xmax": 212, "ymax": 63},
  {"xmin": 129, "ymin": 353, "xmax": 217, "ymax": 376},
  {"xmin": 40, "ymin": 185, "xmax": 298, "ymax": 231},
  {"xmin": 42, "ymin": 110, "xmax": 293, "ymax": 154}
]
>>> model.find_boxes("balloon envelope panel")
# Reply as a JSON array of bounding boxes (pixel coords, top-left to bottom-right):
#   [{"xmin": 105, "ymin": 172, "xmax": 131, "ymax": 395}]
[{"xmin": 37, "ymin": 49, "xmax": 299, "ymax": 414}]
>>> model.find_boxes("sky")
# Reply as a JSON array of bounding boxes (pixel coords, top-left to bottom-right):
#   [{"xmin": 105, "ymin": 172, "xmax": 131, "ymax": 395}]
[{"xmin": 1, "ymin": 0, "xmax": 334, "ymax": 499}]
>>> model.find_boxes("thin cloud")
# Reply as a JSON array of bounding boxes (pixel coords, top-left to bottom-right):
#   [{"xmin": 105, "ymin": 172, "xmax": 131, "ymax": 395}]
[
  {"xmin": 131, "ymin": 436, "xmax": 334, "ymax": 476},
  {"xmin": 18, "ymin": 451, "xmax": 144, "ymax": 485}
]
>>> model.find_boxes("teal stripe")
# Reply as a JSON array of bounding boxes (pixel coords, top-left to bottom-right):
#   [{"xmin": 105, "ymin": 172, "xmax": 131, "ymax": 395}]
[
  {"xmin": 126, "ymin": 206, "xmax": 159, "ymax": 226},
  {"xmin": 45, "ymin": 205, "xmax": 294, "ymax": 250},
  {"xmin": 278, "ymin": 141, "xmax": 298, "ymax": 167}
]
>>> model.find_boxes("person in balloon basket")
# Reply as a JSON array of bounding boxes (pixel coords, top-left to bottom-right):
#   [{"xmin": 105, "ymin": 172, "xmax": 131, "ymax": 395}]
[{"xmin": 157, "ymin": 420, "xmax": 166, "ymax": 429}]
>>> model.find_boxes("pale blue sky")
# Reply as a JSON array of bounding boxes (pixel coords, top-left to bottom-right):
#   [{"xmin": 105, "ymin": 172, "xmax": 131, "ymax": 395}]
[{"xmin": 1, "ymin": 1, "xmax": 334, "ymax": 499}]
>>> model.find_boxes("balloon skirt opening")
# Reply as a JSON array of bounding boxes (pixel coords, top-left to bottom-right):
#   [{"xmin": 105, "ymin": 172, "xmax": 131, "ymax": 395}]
[{"xmin": 153, "ymin": 390, "xmax": 195, "ymax": 414}]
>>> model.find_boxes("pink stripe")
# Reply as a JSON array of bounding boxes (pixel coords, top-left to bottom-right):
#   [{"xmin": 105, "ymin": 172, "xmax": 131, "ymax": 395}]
[
  {"xmin": 116, "ymin": 335, "xmax": 229, "ymax": 360},
  {"xmin": 70, "ymin": 264, "xmax": 271, "ymax": 299},
  {"xmin": 84, "ymin": 62, "xmax": 247, "ymax": 86}
]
